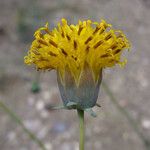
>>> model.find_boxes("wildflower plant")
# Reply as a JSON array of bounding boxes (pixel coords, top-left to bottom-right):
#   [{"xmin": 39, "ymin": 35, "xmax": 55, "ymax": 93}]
[{"xmin": 24, "ymin": 18, "xmax": 130, "ymax": 150}]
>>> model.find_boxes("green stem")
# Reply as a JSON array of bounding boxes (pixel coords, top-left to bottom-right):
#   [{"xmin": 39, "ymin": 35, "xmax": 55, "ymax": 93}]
[{"xmin": 77, "ymin": 109, "xmax": 84, "ymax": 150}]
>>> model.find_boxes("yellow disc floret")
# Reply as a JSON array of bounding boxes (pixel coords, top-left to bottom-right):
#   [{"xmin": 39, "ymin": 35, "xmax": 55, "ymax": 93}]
[{"xmin": 24, "ymin": 18, "xmax": 130, "ymax": 84}]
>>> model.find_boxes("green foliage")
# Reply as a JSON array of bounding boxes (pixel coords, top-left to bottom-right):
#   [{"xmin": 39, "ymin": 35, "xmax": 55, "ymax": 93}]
[{"xmin": 31, "ymin": 82, "xmax": 41, "ymax": 93}]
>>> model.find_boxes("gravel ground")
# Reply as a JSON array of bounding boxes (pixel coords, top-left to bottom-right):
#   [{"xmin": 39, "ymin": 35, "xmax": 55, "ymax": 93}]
[{"xmin": 0, "ymin": 0, "xmax": 150, "ymax": 150}]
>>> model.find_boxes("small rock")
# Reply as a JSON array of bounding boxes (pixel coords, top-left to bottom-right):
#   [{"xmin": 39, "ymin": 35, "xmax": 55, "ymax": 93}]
[
  {"xmin": 45, "ymin": 143, "xmax": 53, "ymax": 150},
  {"xmin": 142, "ymin": 119, "xmax": 150, "ymax": 129},
  {"xmin": 36, "ymin": 100, "xmax": 44, "ymax": 111}
]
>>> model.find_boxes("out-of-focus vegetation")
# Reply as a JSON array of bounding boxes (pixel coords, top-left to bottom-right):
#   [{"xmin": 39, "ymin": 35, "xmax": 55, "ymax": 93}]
[{"xmin": 0, "ymin": 0, "xmax": 150, "ymax": 149}]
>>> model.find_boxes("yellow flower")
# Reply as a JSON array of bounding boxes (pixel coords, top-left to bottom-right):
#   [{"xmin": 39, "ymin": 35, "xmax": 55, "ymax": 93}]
[{"xmin": 24, "ymin": 18, "xmax": 130, "ymax": 85}]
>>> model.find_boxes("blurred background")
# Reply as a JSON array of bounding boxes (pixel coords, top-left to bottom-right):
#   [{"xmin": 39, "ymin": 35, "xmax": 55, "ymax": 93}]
[{"xmin": 0, "ymin": 0, "xmax": 150, "ymax": 150}]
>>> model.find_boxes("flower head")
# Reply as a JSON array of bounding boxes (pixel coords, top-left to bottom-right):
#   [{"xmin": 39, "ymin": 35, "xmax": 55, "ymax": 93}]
[
  {"xmin": 24, "ymin": 18, "xmax": 130, "ymax": 110},
  {"xmin": 24, "ymin": 18, "xmax": 130, "ymax": 85}
]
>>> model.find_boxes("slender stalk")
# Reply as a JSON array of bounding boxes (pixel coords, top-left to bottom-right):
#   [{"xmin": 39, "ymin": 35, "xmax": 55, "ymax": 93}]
[
  {"xmin": 0, "ymin": 101, "xmax": 46, "ymax": 150},
  {"xmin": 102, "ymin": 81, "xmax": 150, "ymax": 150},
  {"xmin": 77, "ymin": 109, "xmax": 84, "ymax": 150}
]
